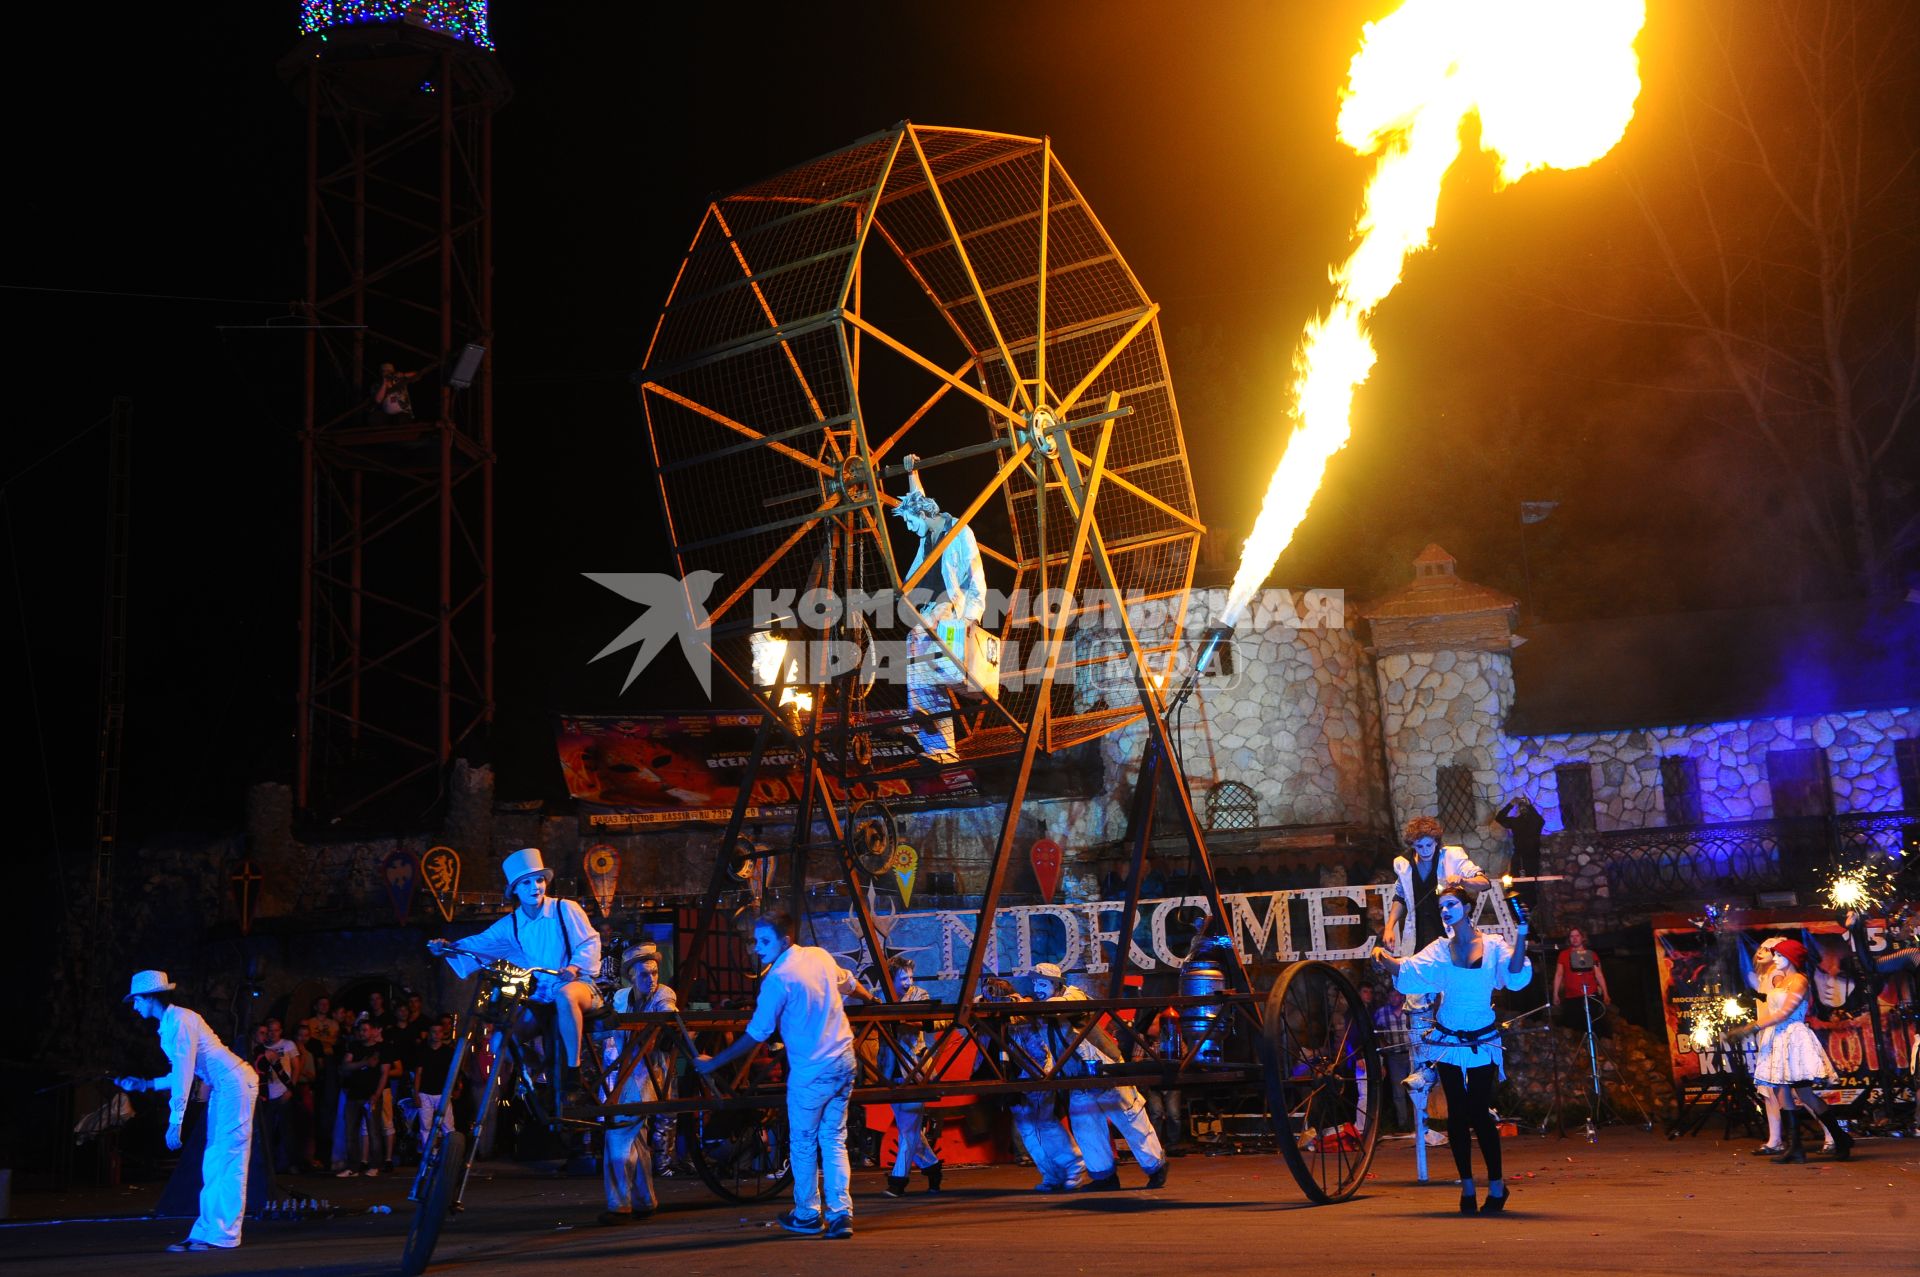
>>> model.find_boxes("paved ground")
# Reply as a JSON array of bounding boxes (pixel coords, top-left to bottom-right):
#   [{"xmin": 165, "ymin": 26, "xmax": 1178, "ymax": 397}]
[{"xmin": 5, "ymin": 1130, "xmax": 1915, "ymax": 1276}]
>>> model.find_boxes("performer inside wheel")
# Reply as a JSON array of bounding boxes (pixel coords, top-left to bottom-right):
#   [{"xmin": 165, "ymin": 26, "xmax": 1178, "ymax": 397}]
[{"xmin": 1373, "ymin": 886, "xmax": 1531, "ymax": 1215}]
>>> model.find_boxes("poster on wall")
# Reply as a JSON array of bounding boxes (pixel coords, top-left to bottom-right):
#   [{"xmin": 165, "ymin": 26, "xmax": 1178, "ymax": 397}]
[
  {"xmin": 1652, "ymin": 911, "xmax": 1915, "ymax": 1097},
  {"xmin": 555, "ymin": 712, "xmax": 982, "ymax": 827}
]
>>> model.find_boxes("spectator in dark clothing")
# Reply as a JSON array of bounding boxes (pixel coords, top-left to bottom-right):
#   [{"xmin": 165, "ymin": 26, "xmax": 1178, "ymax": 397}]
[
  {"xmin": 336, "ymin": 1019, "xmax": 387, "ymax": 1176},
  {"xmin": 365, "ymin": 990, "xmax": 396, "ymax": 1032},
  {"xmin": 411, "ymin": 1023, "xmax": 458, "ymax": 1152}
]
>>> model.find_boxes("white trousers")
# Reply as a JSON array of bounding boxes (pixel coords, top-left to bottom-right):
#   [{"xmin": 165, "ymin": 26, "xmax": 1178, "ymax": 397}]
[
  {"xmin": 189, "ymin": 1065, "xmax": 258, "ymax": 1248},
  {"xmin": 1066, "ymin": 1086, "xmax": 1164, "ymax": 1179},
  {"xmin": 603, "ymin": 1119, "xmax": 657, "ymax": 1213},
  {"xmin": 1011, "ymin": 1095, "xmax": 1085, "ymax": 1187},
  {"xmin": 787, "ymin": 1061, "xmax": 855, "ymax": 1220},
  {"xmin": 889, "ymin": 1103, "xmax": 941, "ymax": 1176}
]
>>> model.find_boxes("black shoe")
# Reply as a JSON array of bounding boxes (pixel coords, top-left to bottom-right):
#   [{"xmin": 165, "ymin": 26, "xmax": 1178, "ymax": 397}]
[
  {"xmin": 1085, "ymin": 1174, "xmax": 1122, "ymax": 1192},
  {"xmin": 1751, "ymin": 1145, "xmax": 1785, "ymax": 1156},
  {"xmin": 1828, "ymin": 1127, "xmax": 1853, "ymax": 1162},
  {"xmin": 922, "ymin": 1161, "xmax": 943, "ymax": 1193},
  {"xmin": 884, "ymin": 1174, "xmax": 908, "ymax": 1197},
  {"xmin": 1481, "ymin": 1188, "xmax": 1509, "ymax": 1214},
  {"xmin": 1459, "ymin": 1191, "xmax": 1478, "ymax": 1215},
  {"xmin": 1145, "ymin": 1163, "xmax": 1169, "ymax": 1190},
  {"xmin": 823, "ymin": 1214, "xmax": 854, "ymax": 1240}
]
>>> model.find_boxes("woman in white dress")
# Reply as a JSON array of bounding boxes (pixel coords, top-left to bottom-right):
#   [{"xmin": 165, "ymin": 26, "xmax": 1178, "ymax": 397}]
[
  {"xmin": 1733, "ymin": 936, "xmax": 1850, "ymax": 1162},
  {"xmin": 1372, "ymin": 886, "xmax": 1530, "ymax": 1215}
]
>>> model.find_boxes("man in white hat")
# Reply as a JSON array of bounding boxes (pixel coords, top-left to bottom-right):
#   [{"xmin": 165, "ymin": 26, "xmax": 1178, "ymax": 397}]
[
  {"xmin": 598, "ymin": 941, "xmax": 677, "ymax": 1224},
  {"xmin": 429, "ymin": 848, "xmax": 601, "ymax": 1096},
  {"xmin": 891, "ymin": 454, "xmax": 986, "ymax": 762},
  {"xmin": 116, "ymin": 971, "xmax": 258, "ymax": 1251},
  {"xmin": 1029, "ymin": 963, "xmax": 1168, "ymax": 1191}
]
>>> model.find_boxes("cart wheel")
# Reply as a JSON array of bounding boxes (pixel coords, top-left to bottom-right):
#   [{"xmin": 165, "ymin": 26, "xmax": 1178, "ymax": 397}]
[
  {"xmin": 685, "ymin": 1106, "xmax": 793, "ymax": 1203},
  {"xmin": 400, "ymin": 1130, "xmax": 465, "ymax": 1276},
  {"xmin": 847, "ymin": 800, "xmax": 896, "ymax": 877},
  {"xmin": 1260, "ymin": 961, "xmax": 1382, "ymax": 1204}
]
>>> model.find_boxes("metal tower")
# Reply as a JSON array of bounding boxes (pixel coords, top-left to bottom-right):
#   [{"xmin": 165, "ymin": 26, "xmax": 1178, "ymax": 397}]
[{"xmin": 280, "ymin": 6, "xmax": 506, "ymax": 816}]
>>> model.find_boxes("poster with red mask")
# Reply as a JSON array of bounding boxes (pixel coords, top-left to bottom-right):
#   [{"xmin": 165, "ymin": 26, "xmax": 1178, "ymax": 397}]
[
  {"xmin": 555, "ymin": 712, "xmax": 982, "ymax": 827},
  {"xmin": 1652, "ymin": 911, "xmax": 1915, "ymax": 1099}
]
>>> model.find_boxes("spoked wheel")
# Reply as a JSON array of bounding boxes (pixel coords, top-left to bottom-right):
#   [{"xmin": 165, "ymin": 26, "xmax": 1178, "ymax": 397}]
[
  {"xmin": 400, "ymin": 1130, "xmax": 466, "ymax": 1276},
  {"xmin": 1260, "ymin": 961, "xmax": 1382, "ymax": 1203},
  {"xmin": 685, "ymin": 1105, "xmax": 792, "ymax": 1203},
  {"xmin": 847, "ymin": 800, "xmax": 897, "ymax": 876}
]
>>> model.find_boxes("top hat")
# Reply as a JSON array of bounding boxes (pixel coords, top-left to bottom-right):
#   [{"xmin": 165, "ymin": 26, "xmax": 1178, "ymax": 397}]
[{"xmin": 501, "ymin": 847, "xmax": 554, "ymax": 901}]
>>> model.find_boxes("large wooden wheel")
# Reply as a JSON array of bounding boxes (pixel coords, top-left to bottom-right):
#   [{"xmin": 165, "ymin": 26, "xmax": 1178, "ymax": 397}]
[
  {"xmin": 1261, "ymin": 961, "xmax": 1383, "ymax": 1203},
  {"xmin": 685, "ymin": 1105, "xmax": 793, "ymax": 1203}
]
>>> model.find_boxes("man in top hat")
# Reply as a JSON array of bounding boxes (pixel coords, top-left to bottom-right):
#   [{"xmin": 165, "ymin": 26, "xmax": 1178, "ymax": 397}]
[
  {"xmin": 598, "ymin": 941, "xmax": 677, "ymax": 1224},
  {"xmin": 429, "ymin": 849, "xmax": 601, "ymax": 1096},
  {"xmin": 891, "ymin": 454, "xmax": 987, "ymax": 762},
  {"xmin": 116, "ymin": 970, "xmax": 259, "ymax": 1251}
]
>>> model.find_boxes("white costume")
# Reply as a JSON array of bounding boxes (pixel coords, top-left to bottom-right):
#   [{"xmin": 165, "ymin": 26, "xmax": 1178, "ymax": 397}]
[
  {"xmin": 442, "ymin": 896, "xmax": 602, "ymax": 996},
  {"xmin": 883, "ymin": 983, "xmax": 943, "ymax": 1179},
  {"xmin": 1041, "ymin": 985, "xmax": 1165, "ymax": 1181},
  {"xmin": 1006, "ymin": 1015, "xmax": 1087, "ymax": 1190},
  {"xmin": 1752, "ymin": 977, "xmax": 1839, "ymax": 1087},
  {"xmin": 898, "ymin": 483, "xmax": 986, "ymax": 756},
  {"xmin": 152, "ymin": 1006, "xmax": 258, "ymax": 1248},
  {"xmin": 744, "ymin": 944, "xmax": 858, "ymax": 1221},
  {"xmin": 601, "ymin": 980, "xmax": 678, "ymax": 1214},
  {"xmin": 1392, "ymin": 934, "xmax": 1531, "ymax": 1078}
]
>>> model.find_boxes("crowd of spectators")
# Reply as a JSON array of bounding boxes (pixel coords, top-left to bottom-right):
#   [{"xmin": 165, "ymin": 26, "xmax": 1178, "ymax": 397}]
[{"xmin": 241, "ymin": 989, "xmax": 469, "ymax": 1178}]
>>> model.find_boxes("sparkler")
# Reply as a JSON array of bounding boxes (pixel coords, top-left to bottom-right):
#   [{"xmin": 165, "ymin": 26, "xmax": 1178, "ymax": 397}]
[
  {"xmin": 1824, "ymin": 864, "xmax": 1894, "ymax": 914},
  {"xmin": 1685, "ymin": 996, "xmax": 1751, "ymax": 1050},
  {"xmin": 1223, "ymin": 1, "xmax": 1646, "ymax": 623}
]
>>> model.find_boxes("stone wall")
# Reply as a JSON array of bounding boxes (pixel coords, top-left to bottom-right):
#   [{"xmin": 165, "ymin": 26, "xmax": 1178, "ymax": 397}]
[
  {"xmin": 1498, "ymin": 1019, "xmax": 1678, "ymax": 1127},
  {"xmin": 1373, "ymin": 648, "xmax": 1519, "ymax": 866},
  {"xmin": 1505, "ymin": 708, "xmax": 1918, "ymax": 832}
]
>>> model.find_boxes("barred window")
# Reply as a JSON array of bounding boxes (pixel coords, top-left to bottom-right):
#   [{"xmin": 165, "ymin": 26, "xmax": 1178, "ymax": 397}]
[
  {"xmin": 1766, "ymin": 747, "xmax": 1832, "ymax": 819},
  {"xmin": 1660, "ymin": 756, "xmax": 1700, "ymax": 825},
  {"xmin": 1206, "ymin": 780, "xmax": 1259, "ymax": 831},
  {"xmin": 1895, "ymin": 738, "xmax": 1920, "ymax": 811},
  {"xmin": 1437, "ymin": 765, "xmax": 1476, "ymax": 840},
  {"xmin": 1555, "ymin": 763, "xmax": 1596, "ymax": 832}
]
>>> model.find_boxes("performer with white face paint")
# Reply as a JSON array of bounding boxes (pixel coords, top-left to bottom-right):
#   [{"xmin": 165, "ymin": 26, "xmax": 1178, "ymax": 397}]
[
  {"xmin": 695, "ymin": 909, "xmax": 875, "ymax": 1240},
  {"xmin": 429, "ymin": 849, "xmax": 601, "ymax": 1098},
  {"xmin": 880, "ymin": 957, "xmax": 944, "ymax": 1196},
  {"xmin": 599, "ymin": 942, "xmax": 677, "ymax": 1224},
  {"xmin": 891, "ymin": 454, "xmax": 986, "ymax": 762},
  {"xmin": 987, "ymin": 977, "xmax": 1088, "ymax": 1192},
  {"xmin": 1029, "ymin": 963, "xmax": 1169, "ymax": 1191},
  {"xmin": 1373, "ymin": 886, "xmax": 1530, "ymax": 1215},
  {"xmin": 117, "ymin": 971, "xmax": 259, "ymax": 1252},
  {"xmin": 1732, "ymin": 936, "xmax": 1850, "ymax": 1163}
]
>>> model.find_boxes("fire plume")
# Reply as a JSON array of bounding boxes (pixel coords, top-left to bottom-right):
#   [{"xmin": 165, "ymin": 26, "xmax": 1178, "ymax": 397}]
[{"xmin": 1224, "ymin": 0, "xmax": 1646, "ymax": 623}]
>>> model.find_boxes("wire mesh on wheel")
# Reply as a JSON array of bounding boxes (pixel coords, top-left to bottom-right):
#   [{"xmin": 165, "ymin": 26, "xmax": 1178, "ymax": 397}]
[{"xmin": 638, "ymin": 123, "xmax": 1204, "ymax": 760}]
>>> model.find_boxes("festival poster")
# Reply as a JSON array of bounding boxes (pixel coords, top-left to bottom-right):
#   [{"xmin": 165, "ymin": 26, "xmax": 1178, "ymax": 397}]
[
  {"xmin": 1653, "ymin": 911, "xmax": 1915, "ymax": 1098},
  {"xmin": 555, "ymin": 712, "xmax": 984, "ymax": 828}
]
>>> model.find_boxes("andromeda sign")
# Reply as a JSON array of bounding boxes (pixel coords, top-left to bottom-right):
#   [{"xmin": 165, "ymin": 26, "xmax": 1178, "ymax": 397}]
[{"xmin": 811, "ymin": 882, "xmax": 1522, "ymax": 984}]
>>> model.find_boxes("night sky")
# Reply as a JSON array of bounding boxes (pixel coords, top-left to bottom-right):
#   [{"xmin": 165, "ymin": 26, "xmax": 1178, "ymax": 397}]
[{"xmin": 7, "ymin": 0, "xmax": 1918, "ymax": 878}]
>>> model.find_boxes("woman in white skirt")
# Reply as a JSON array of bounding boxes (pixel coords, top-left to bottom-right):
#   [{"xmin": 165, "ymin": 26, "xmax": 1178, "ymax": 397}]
[{"xmin": 1735, "ymin": 937, "xmax": 1851, "ymax": 1163}]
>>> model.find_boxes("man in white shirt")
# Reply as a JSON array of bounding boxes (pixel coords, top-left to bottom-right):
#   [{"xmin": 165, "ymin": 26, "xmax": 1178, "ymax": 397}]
[
  {"xmin": 117, "ymin": 970, "xmax": 258, "ymax": 1252},
  {"xmin": 696, "ymin": 909, "xmax": 875, "ymax": 1239},
  {"xmin": 430, "ymin": 848, "xmax": 601, "ymax": 1096}
]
